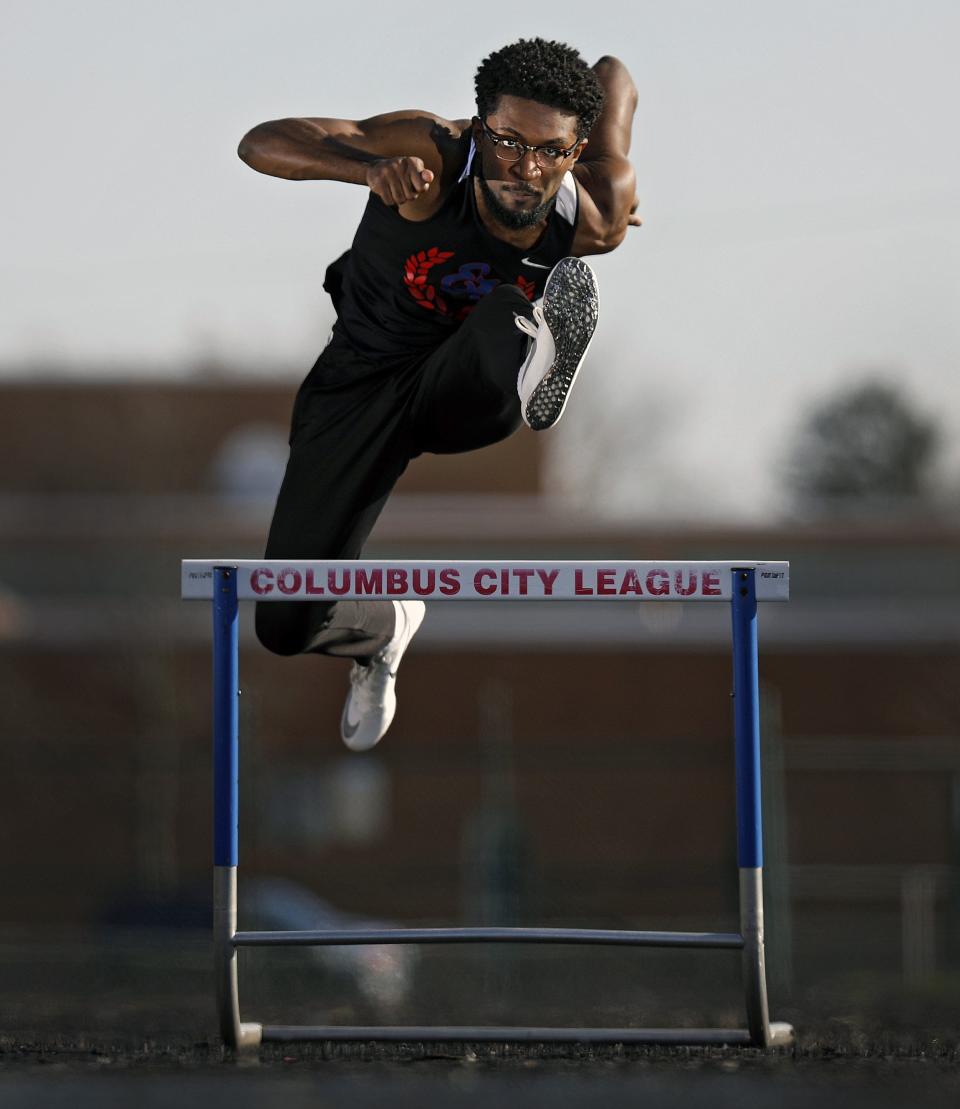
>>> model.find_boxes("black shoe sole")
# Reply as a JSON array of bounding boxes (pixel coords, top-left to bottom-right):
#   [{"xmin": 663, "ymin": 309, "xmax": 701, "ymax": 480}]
[{"xmin": 524, "ymin": 258, "xmax": 599, "ymax": 431}]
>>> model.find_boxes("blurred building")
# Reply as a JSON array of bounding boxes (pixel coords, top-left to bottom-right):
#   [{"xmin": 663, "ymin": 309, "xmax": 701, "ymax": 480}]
[{"xmin": 2, "ymin": 380, "xmax": 959, "ymax": 991}]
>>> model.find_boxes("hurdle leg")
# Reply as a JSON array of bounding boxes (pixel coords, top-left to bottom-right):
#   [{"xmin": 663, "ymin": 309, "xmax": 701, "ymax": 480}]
[
  {"xmin": 213, "ymin": 566, "xmax": 262, "ymax": 1049},
  {"xmin": 731, "ymin": 568, "xmax": 792, "ymax": 1048}
]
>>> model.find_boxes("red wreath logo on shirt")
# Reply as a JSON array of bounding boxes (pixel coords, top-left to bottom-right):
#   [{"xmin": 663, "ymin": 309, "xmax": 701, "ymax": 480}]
[
  {"xmin": 403, "ymin": 248, "xmax": 455, "ymax": 313},
  {"xmin": 402, "ymin": 249, "xmax": 539, "ymax": 318}
]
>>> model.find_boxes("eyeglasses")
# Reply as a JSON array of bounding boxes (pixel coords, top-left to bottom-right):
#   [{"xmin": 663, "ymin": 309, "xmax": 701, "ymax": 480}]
[{"xmin": 478, "ymin": 119, "xmax": 579, "ymax": 169}]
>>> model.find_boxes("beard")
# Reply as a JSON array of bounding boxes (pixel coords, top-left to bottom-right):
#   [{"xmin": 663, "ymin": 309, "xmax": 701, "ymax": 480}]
[{"xmin": 477, "ymin": 171, "xmax": 558, "ymax": 230}]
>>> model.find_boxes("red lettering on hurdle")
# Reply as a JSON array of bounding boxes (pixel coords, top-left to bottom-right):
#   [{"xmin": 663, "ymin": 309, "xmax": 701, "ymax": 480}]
[
  {"xmin": 277, "ymin": 568, "xmax": 302, "ymax": 595},
  {"xmin": 675, "ymin": 570, "xmax": 698, "ymax": 597},
  {"xmin": 537, "ymin": 569, "xmax": 559, "ymax": 595},
  {"xmin": 646, "ymin": 569, "xmax": 669, "ymax": 596},
  {"xmin": 355, "ymin": 568, "xmax": 383, "ymax": 595},
  {"xmin": 618, "ymin": 569, "xmax": 643, "ymax": 595},
  {"xmin": 327, "ymin": 569, "xmax": 351, "ymax": 596},
  {"xmin": 251, "ymin": 568, "xmax": 274, "ymax": 595},
  {"xmin": 387, "ymin": 568, "xmax": 408, "ymax": 595},
  {"xmin": 474, "ymin": 569, "xmax": 496, "ymax": 596},
  {"xmin": 702, "ymin": 570, "xmax": 721, "ymax": 596},
  {"xmin": 439, "ymin": 568, "xmax": 461, "ymax": 595},
  {"xmin": 596, "ymin": 568, "xmax": 617, "ymax": 596},
  {"xmin": 514, "ymin": 568, "xmax": 534, "ymax": 596},
  {"xmin": 412, "ymin": 569, "xmax": 436, "ymax": 596}
]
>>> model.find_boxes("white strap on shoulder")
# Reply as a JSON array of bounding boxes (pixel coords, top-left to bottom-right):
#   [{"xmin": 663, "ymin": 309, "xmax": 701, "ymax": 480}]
[
  {"xmin": 555, "ymin": 171, "xmax": 578, "ymax": 225},
  {"xmin": 457, "ymin": 138, "xmax": 477, "ymax": 183}
]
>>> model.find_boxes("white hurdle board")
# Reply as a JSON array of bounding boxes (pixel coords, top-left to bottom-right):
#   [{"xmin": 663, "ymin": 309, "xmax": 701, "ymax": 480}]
[{"xmin": 181, "ymin": 560, "xmax": 790, "ymax": 602}]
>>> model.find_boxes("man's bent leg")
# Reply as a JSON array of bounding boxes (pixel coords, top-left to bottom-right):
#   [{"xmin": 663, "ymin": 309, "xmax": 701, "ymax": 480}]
[
  {"xmin": 255, "ymin": 368, "xmax": 412, "ymax": 660},
  {"xmin": 410, "ymin": 261, "xmax": 599, "ymax": 451},
  {"xmin": 256, "ymin": 484, "xmax": 402, "ymax": 662},
  {"xmin": 410, "ymin": 283, "xmax": 533, "ymax": 454}
]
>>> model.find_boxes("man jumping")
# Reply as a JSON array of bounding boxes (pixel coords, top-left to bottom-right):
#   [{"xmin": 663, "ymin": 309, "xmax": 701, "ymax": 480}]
[{"xmin": 239, "ymin": 38, "xmax": 639, "ymax": 751}]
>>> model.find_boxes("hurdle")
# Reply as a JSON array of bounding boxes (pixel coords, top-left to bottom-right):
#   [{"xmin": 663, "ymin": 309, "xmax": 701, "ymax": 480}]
[{"xmin": 181, "ymin": 558, "xmax": 793, "ymax": 1049}]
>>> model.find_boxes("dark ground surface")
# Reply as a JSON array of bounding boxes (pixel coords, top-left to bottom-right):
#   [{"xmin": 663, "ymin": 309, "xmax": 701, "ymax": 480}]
[
  {"xmin": 2, "ymin": 929, "xmax": 958, "ymax": 1106},
  {"xmin": 4, "ymin": 1042, "xmax": 959, "ymax": 1109}
]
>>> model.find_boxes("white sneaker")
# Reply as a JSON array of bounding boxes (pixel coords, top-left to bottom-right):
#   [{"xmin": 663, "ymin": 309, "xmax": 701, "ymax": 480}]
[
  {"xmin": 340, "ymin": 600, "xmax": 426, "ymax": 752},
  {"xmin": 515, "ymin": 256, "xmax": 599, "ymax": 430}
]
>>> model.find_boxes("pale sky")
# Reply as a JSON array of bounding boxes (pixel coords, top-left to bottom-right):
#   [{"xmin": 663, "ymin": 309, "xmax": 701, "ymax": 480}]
[{"xmin": 3, "ymin": 0, "xmax": 959, "ymax": 520}]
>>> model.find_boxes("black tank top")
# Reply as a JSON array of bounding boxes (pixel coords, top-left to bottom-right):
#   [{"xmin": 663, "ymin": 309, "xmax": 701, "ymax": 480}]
[{"xmin": 323, "ymin": 138, "xmax": 579, "ymax": 370}]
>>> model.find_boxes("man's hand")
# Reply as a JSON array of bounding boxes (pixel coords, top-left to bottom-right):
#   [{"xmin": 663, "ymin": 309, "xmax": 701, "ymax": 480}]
[
  {"xmin": 628, "ymin": 194, "xmax": 642, "ymax": 227},
  {"xmin": 366, "ymin": 157, "xmax": 434, "ymax": 207}
]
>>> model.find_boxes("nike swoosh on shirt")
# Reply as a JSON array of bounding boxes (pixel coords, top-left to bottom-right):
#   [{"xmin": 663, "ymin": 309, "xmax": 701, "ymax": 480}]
[{"xmin": 522, "ymin": 257, "xmax": 551, "ymax": 270}]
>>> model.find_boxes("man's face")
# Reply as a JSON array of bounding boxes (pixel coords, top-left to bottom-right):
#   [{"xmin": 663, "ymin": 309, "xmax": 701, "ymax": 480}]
[{"xmin": 474, "ymin": 95, "xmax": 584, "ymax": 230}]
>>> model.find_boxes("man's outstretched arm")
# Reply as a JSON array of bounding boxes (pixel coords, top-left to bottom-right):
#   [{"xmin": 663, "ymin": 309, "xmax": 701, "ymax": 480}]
[
  {"xmin": 572, "ymin": 57, "xmax": 641, "ymax": 255},
  {"xmin": 238, "ymin": 112, "xmax": 466, "ymax": 209}
]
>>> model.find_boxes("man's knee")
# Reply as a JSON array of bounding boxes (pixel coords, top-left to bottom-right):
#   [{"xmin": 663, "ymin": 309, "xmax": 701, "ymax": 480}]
[
  {"xmin": 465, "ymin": 284, "xmax": 532, "ymax": 370},
  {"xmin": 483, "ymin": 282, "xmax": 534, "ymax": 321},
  {"xmin": 489, "ymin": 398, "xmax": 523, "ymax": 442}
]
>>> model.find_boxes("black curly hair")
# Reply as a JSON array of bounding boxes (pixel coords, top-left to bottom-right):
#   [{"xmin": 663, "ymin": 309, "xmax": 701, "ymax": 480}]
[{"xmin": 475, "ymin": 39, "xmax": 604, "ymax": 140}]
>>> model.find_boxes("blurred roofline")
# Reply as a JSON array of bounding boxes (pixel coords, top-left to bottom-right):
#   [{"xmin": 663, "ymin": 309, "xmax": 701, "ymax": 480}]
[{"xmin": 3, "ymin": 491, "xmax": 959, "ymax": 545}]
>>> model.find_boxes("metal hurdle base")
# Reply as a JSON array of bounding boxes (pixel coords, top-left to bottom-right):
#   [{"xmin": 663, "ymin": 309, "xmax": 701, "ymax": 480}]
[
  {"xmin": 198, "ymin": 561, "xmax": 795, "ymax": 1051},
  {"xmin": 257, "ymin": 1026, "xmax": 795, "ymax": 1046},
  {"xmin": 214, "ymin": 862, "xmax": 794, "ymax": 1050}
]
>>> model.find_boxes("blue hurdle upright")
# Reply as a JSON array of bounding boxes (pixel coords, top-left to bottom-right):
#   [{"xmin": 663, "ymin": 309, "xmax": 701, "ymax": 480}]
[{"xmin": 181, "ymin": 558, "xmax": 794, "ymax": 1050}]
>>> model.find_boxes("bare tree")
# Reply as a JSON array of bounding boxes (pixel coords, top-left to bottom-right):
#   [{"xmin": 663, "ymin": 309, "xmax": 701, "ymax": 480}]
[{"xmin": 785, "ymin": 378, "xmax": 940, "ymax": 511}]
